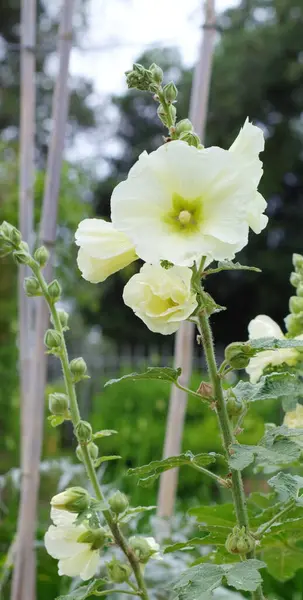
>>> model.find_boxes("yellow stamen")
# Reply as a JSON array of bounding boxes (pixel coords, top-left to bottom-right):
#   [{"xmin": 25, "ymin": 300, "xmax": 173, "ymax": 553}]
[{"xmin": 178, "ymin": 210, "xmax": 192, "ymax": 225}]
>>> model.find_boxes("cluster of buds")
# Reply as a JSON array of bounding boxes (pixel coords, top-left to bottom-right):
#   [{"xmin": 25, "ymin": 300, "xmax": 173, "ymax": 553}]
[
  {"xmin": 285, "ymin": 254, "xmax": 303, "ymax": 337},
  {"xmin": 225, "ymin": 525, "xmax": 255, "ymax": 555},
  {"xmin": 106, "ymin": 558, "xmax": 132, "ymax": 584}
]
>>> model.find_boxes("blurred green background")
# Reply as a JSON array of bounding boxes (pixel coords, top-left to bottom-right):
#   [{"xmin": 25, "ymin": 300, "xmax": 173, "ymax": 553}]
[{"xmin": 1, "ymin": 0, "xmax": 303, "ymax": 598}]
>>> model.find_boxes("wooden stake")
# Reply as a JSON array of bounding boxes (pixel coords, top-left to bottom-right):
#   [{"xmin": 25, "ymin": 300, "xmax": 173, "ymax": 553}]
[
  {"xmin": 157, "ymin": 0, "xmax": 217, "ymax": 520},
  {"xmin": 12, "ymin": 3, "xmax": 75, "ymax": 599}
]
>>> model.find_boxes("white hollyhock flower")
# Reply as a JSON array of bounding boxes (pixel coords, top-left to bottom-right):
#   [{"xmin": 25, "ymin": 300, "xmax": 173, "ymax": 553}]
[
  {"xmin": 123, "ymin": 263, "xmax": 197, "ymax": 335},
  {"xmin": 44, "ymin": 508, "xmax": 100, "ymax": 580},
  {"xmin": 111, "ymin": 125, "xmax": 267, "ymax": 266},
  {"xmin": 284, "ymin": 404, "xmax": 303, "ymax": 429},
  {"xmin": 145, "ymin": 537, "xmax": 162, "ymax": 560},
  {"xmin": 75, "ymin": 218, "xmax": 137, "ymax": 283},
  {"xmin": 246, "ymin": 315, "xmax": 301, "ymax": 383}
]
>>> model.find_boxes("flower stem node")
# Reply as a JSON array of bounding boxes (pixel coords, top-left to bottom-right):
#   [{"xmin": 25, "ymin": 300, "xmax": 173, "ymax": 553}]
[
  {"xmin": 149, "ymin": 63, "xmax": 163, "ymax": 85},
  {"xmin": 163, "ymin": 81, "xmax": 178, "ymax": 103},
  {"xmin": 49, "ymin": 392, "xmax": 69, "ymax": 416},
  {"xmin": 225, "ymin": 342, "xmax": 252, "ymax": 369},
  {"xmin": 129, "ymin": 536, "xmax": 160, "ymax": 564},
  {"xmin": 44, "ymin": 329, "xmax": 62, "ymax": 351},
  {"xmin": 179, "ymin": 131, "xmax": 201, "ymax": 148},
  {"xmin": 108, "ymin": 491, "xmax": 129, "ymax": 515},
  {"xmin": 23, "ymin": 276, "xmax": 41, "ymax": 297},
  {"xmin": 106, "ymin": 558, "xmax": 132, "ymax": 584},
  {"xmin": 76, "ymin": 420, "xmax": 93, "ymax": 443},
  {"xmin": 48, "ymin": 279, "xmax": 62, "ymax": 303},
  {"xmin": 225, "ymin": 526, "xmax": 255, "ymax": 555},
  {"xmin": 70, "ymin": 357, "xmax": 88, "ymax": 382},
  {"xmin": 34, "ymin": 245, "xmax": 49, "ymax": 267},
  {"xmin": 77, "ymin": 526, "xmax": 107, "ymax": 550},
  {"xmin": 51, "ymin": 486, "xmax": 91, "ymax": 513},
  {"xmin": 175, "ymin": 119, "xmax": 193, "ymax": 136}
]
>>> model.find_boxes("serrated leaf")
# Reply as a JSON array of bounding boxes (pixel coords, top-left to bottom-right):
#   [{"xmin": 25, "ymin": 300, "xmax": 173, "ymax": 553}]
[
  {"xmin": 232, "ymin": 372, "xmax": 300, "ymax": 404},
  {"xmin": 93, "ymin": 429, "xmax": 118, "ymax": 439},
  {"xmin": 164, "ymin": 534, "xmax": 210, "ymax": 554},
  {"xmin": 229, "ymin": 439, "xmax": 301, "ymax": 471},
  {"xmin": 119, "ymin": 505, "xmax": 156, "ymax": 523},
  {"xmin": 172, "ymin": 563, "xmax": 224, "ymax": 600},
  {"xmin": 128, "ymin": 451, "xmax": 216, "ymax": 487},
  {"xmin": 223, "ymin": 559, "xmax": 265, "ymax": 592},
  {"xmin": 94, "ymin": 455, "xmax": 121, "ymax": 467},
  {"xmin": 263, "ymin": 425, "xmax": 303, "ymax": 445},
  {"xmin": 268, "ymin": 472, "xmax": 302, "ymax": 501},
  {"xmin": 189, "ymin": 504, "xmax": 236, "ymax": 528},
  {"xmin": 105, "ymin": 366, "xmax": 182, "ymax": 387},
  {"xmin": 206, "ymin": 261, "xmax": 261, "ymax": 275},
  {"xmin": 55, "ymin": 579, "xmax": 107, "ymax": 600}
]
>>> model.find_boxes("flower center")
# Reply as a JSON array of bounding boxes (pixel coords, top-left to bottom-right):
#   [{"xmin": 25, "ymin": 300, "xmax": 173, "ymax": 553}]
[{"xmin": 178, "ymin": 210, "xmax": 192, "ymax": 225}]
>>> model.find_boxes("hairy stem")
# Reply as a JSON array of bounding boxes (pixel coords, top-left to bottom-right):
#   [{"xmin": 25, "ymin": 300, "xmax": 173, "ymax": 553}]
[
  {"xmin": 32, "ymin": 263, "xmax": 150, "ymax": 600},
  {"xmin": 256, "ymin": 499, "xmax": 295, "ymax": 538},
  {"xmin": 197, "ymin": 310, "xmax": 265, "ymax": 600}
]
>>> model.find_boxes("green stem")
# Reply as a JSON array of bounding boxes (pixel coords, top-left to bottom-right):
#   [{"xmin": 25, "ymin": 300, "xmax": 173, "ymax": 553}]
[
  {"xmin": 197, "ymin": 310, "xmax": 265, "ymax": 600},
  {"xmin": 95, "ymin": 590, "xmax": 140, "ymax": 597},
  {"xmin": 175, "ymin": 381, "xmax": 207, "ymax": 401},
  {"xmin": 190, "ymin": 463, "xmax": 230, "ymax": 488},
  {"xmin": 32, "ymin": 264, "xmax": 150, "ymax": 600},
  {"xmin": 256, "ymin": 499, "xmax": 295, "ymax": 538}
]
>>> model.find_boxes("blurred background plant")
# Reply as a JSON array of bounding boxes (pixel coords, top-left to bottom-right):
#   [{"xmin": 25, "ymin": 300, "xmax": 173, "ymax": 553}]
[{"xmin": 1, "ymin": 0, "xmax": 303, "ymax": 598}]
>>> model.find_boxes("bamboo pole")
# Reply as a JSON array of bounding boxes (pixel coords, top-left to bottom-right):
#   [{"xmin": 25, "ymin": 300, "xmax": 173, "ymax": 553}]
[
  {"xmin": 157, "ymin": 0, "xmax": 217, "ymax": 520},
  {"xmin": 11, "ymin": 3, "xmax": 75, "ymax": 599}
]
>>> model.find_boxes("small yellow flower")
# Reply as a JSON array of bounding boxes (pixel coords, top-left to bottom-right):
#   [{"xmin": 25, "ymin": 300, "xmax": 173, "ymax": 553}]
[{"xmin": 284, "ymin": 404, "xmax": 303, "ymax": 429}]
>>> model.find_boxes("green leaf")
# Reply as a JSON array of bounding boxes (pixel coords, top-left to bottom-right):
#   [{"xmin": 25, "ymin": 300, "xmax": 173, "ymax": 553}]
[
  {"xmin": 128, "ymin": 451, "xmax": 216, "ymax": 487},
  {"xmin": 119, "ymin": 505, "xmax": 156, "ymax": 523},
  {"xmin": 48, "ymin": 415, "xmax": 65, "ymax": 428},
  {"xmin": 205, "ymin": 261, "xmax": 261, "ymax": 275},
  {"xmin": 104, "ymin": 366, "xmax": 182, "ymax": 387},
  {"xmin": 94, "ymin": 455, "xmax": 121, "ymax": 467},
  {"xmin": 189, "ymin": 503, "xmax": 236, "ymax": 528},
  {"xmin": 224, "ymin": 559, "xmax": 266, "ymax": 592},
  {"xmin": 164, "ymin": 534, "xmax": 210, "ymax": 554},
  {"xmin": 55, "ymin": 579, "xmax": 107, "ymax": 600},
  {"xmin": 249, "ymin": 337, "xmax": 303, "ymax": 351},
  {"xmin": 229, "ymin": 439, "xmax": 301, "ymax": 471},
  {"xmin": 260, "ymin": 519, "xmax": 303, "ymax": 581},
  {"xmin": 268, "ymin": 472, "xmax": 303, "ymax": 501},
  {"xmin": 232, "ymin": 372, "xmax": 300, "ymax": 404},
  {"xmin": 172, "ymin": 563, "xmax": 224, "ymax": 600},
  {"xmin": 93, "ymin": 429, "xmax": 118, "ymax": 439}
]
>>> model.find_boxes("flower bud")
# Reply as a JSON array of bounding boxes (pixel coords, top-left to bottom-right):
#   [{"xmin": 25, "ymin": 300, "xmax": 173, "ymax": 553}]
[
  {"xmin": 51, "ymin": 309, "xmax": 69, "ymax": 330},
  {"xmin": 225, "ymin": 342, "xmax": 251, "ymax": 369},
  {"xmin": 44, "ymin": 329, "xmax": 62, "ymax": 350},
  {"xmin": 0, "ymin": 222, "xmax": 21, "ymax": 247},
  {"xmin": 175, "ymin": 119, "xmax": 193, "ymax": 136},
  {"xmin": 297, "ymin": 285, "xmax": 303, "ymax": 298},
  {"xmin": 125, "ymin": 64, "xmax": 153, "ymax": 91},
  {"xmin": 225, "ymin": 526, "xmax": 255, "ymax": 555},
  {"xmin": 76, "ymin": 441, "xmax": 99, "ymax": 462},
  {"xmin": 48, "ymin": 279, "xmax": 61, "ymax": 302},
  {"xmin": 108, "ymin": 491, "xmax": 129, "ymax": 515},
  {"xmin": 129, "ymin": 537, "xmax": 154, "ymax": 563},
  {"xmin": 226, "ymin": 390, "xmax": 243, "ymax": 417},
  {"xmin": 77, "ymin": 526, "xmax": 107, "ymax": 550},
  {"xmin": 76, "ymin": 420, "xmax": 92, "ymax": 443},
  {"xmin": 49, "ymin": 392, "xmax": 69, "ymax": 416},
  {"xmin": 290, "ymin": 272, "xmax": 301, "ymax": 288},
  {"xmin": 107, "ymin": 559, "xmax": 132, "ymax": 584},
  {"xmin": 76, "ymin": 444, "xmax": 84, "ymax": 462},
  {"xmin": 285, "ymin": 312, "xmax": 303, "ymax": 337},
  {"xmin": 290, "ymin": 296, "xmax": 303, "ymax": 315},
  {"xmin": 293, "ymin": 253, "xmax": 303, "ymax": 272},
  {"xmin": 51, "ymin": 486, "xmax": 90, "ymax": 513},
  {"xmin": 179, "ymin": 131, "xmax": 201, "ymax": 148},
  {"xmin": 157, "ymin": 104, "xmax": 169, "ymax": 126},
  {"xmin": 163, "ymin": 81, "xmax": 178, "ymax": 103},
  {"xmin": 23, "ymin": 276, "xmax": 41, "ymax": 297},
  {"xmin": 34, "ymin": 245, "xmax": 49, "ymax": 267},
  {"xmin": 70, "ymin": 357, "xmax": 88, "ymax": 381},
  {"xmin": 13, "ymin": 249, "xmax": 30, "ymax": 265},
  {"xmin": 149, "ymin": 63, "xmax": 163, "ymax": 85}
]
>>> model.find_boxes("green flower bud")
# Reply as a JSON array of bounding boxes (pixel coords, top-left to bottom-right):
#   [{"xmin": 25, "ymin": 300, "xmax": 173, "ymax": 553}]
[
  {"xmin": 88, "ymin": 441, "xmax": 99, "ymax": 460},
  {"xmin": 226, "ymin": 391, "xmax": 243, "ymax": 417},
  {"xmin": 129, "ymin": 536, "xmax": 154, "ymax": 563},
  {"xmin": 23, "ymin": 276, "xmax": 41, "ymax": 297},
  {"xmin": 76, "ymin": 444, "xmax": 84, "ymax": 462},
  {"xmin": 285, "ymin": 312, "xmax": 303, "ymax": 337},
  {"xmin": 175, "ymin": 119, "xmax": 193, "ymax": 136},
  {"xmin": 70, "ymin": 357, "xmax": 88, "ymax": 381},
  {"xmin": 13, "ymin": 249, "xmax": 30, "ymax": 265},
  {"xmin": 179, "ymin": 131, "xmax": 201, "ymax": 148},
  {"xmin": 163, "ymin": 81, "xmax": 178, "ymax": 103},
  {"xmin": 225, "ymin": 526, "xmax": 255, "ymax": 555},
  {"xmin": 34, "ymin": 245, "xmax": 49, "ymax": 267},
  {"xmin": 0, "ymin": 221, "xmax": 13, "ymax": 239},
  {"xmin": 49, "ymin": 392, "xmax": 69, "ymax": 416},
  {"xmin": 51, "ymin": 486, "xmax": 90, "ymax": 513},
  {"xmin": 108, "ymin": 491, "xmax": 129, "ymax": 515},
  {"xmin": 225, "ymin": 342, "xmax": 251, "ymax": 369},
  {"xmin": 48, "ymin": 279, "xmax": 61, "ymax": 302},
  {"xmin": 149, "ymin": 63, "xmax": 163, "ymax": 84},
  {"xmin": 290, "ymin": 296, "xmax": 303, "ymax": 315},
  {"xmin": 44, "ymin": 329, "xmax": 62, "ymax": 350},
  {"xmin": 290, "ymin": 272, "xmax": 301, "ymax": 288},
  {"xmin": 107, "ymin": 559, "xmax": 132, "ymax": 584},
  {"xmin": 77, "ymin": 526, "xmax": 107, "ymax": 550},
  {"xmin": 293, "ymin": 253, "xmax": 303, "ymax": 272},
  {"xmin": 125, "ymin": 64, "xmax": 153, "ymax": 91},
  {"xmin": 76, "ymin": 420, "xmax": 93, "ymax": 443},
  {"xmin": 157, "ymin": 104, "xmax": 169, "ymax": 126},
  {"xmin": 297, "ymin": 285, "xmax": 303, "ymax": 298},
  {"xmin": 51, "ymin": 309, "xmax": 69, "ymax": 330},
  {"xmin": 0, "ymin": 222, "xmax": 21, "ymax": 247}
]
